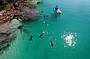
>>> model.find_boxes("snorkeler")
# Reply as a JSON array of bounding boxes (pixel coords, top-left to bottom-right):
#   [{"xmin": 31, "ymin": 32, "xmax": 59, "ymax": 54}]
[
  {"xmin": 29, "ymin": 34, "xmax": 33, "ymax": 40},
  {"xmin": 50, "ymin": 40, "xmax": 54, "ymax": 47},
  {"xmin": 44, "ymin": 15, "xmax": 48, "ymax": 17},
  {"xmin": 39, "ymin": 32, "xmax": 45, "ymax": 38},
  {"xmin": 43, "ymin": 15, "xmax": 49, "ymax": 19},
  {"xmin": 43, "ymin": 21, "xmax": 47, "ymax": 24},
  {"xmin": 49, "ymin": 38, "xmax": 54, "ymax": 47}
]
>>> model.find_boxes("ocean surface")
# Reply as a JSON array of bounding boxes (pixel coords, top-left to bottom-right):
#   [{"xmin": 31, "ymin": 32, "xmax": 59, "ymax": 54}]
[{"xmin": 0, "ymin": 0, "xmax": 90, "ymax": 59}]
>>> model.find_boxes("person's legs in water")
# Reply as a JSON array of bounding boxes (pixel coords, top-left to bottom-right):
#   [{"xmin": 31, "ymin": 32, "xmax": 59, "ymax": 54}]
[
  {"xmin": 29, "ymin": 34, "xmax": 33, "ymax": 40},
  {"xmin": 49, "ymin": 37, "xmax": 54, "ymax": 47},
  {"xmin": 50, "ymin": 40, "xmax": 54, "ymax": 47}
]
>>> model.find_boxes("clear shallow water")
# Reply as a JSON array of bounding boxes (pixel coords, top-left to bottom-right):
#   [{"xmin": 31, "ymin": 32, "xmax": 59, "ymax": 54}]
[{"xmin": 0, "ymin": 0, "xmax": 90, "ymax": 59}]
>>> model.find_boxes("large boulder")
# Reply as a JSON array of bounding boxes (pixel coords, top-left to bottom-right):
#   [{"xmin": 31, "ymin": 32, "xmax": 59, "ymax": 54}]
[{"xmin": 0, "ymin": 19, "xmax": 21, "ymax": 44}]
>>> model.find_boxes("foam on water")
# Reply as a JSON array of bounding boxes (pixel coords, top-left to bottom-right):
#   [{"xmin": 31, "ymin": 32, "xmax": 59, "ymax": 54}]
[{"xmin": 61, "ymin": 32, "xmax": 77, "ymax": 47}]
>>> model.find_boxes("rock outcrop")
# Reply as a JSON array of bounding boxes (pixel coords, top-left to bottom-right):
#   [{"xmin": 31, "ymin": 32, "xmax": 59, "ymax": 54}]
[{"xmin": 0, "ymin": 0, "xmax": 43, "ymax": 53}]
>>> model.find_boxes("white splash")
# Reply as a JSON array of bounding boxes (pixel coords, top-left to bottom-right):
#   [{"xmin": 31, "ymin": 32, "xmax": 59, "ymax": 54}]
[
  {"xmin": 61, "ymin": 32, "xmax": 77, "ymax": 47},
  {"xmin": 65, "ymin": 34, "xmax": 74, "ymax": 46}
]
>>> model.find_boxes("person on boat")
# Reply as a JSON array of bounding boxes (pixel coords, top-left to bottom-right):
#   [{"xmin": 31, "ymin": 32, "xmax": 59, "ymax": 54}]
[
  {"xmin": 54, "ymin": 5, "xmax": 61, "ymax": 14},
  {"xmin": 39, "ymin": 32, "xmax": 45, "ymax": 38},
  {"xmin": 29, "ymin": 34, "xmax": 33, "ymax": 40}
]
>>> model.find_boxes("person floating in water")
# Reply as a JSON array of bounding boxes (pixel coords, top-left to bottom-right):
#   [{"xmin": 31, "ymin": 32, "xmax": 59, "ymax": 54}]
[
  {"xmin": 44, "ymin": 15, "xmax": 48, "ymax": 18},
  {"xmin": 39, "ymin": 32, "xmax": 45, "ymax": 38},
  {"xmin": 43, "ymin": 21, "xmax": 47, "ymax": 24},
  {"xmin": 43, "ymin": 15, "xmax": 49, "ymax": 20},
  {"xmin": 29, "ymin": 34, "xmax": 33, "ymax": 40},
  {"xmin": 49, "ymin": 38, "xmax": 54, "ymax": 47},
  {"xmin": 50, "ymin": 40, "xmax": 54, "ymax": 47}
]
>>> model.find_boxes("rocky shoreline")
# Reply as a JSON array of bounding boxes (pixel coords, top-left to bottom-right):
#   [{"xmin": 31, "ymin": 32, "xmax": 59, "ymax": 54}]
[{"xmin": 0, "ymin": 0, "xmax": 42, "ymax": 53}]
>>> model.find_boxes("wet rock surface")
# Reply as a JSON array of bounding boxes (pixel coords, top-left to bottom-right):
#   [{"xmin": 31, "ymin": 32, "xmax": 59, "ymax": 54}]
[
  {"xmin": 0, "ymin": 19, "xmax": 21, "ymax": 52},
  {"xmin": 0, "ymin": 0, "xmax": 43, "ymax": 53}
]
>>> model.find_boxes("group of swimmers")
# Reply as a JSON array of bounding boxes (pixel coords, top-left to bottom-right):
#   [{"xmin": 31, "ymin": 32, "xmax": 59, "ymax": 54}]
[
  {"xmin": 17, "ymin": 25, "xmax": 54, "ymax": 47},
  {"xmin": 29, "ymin": 32, "xmax": 45, "ymax": 40},
  {"xmin": 29, "ymin": 31, "xmax": 54, "ymax": 47},
  {"xmin": 17, "ymin": 5, "xmax": 62, "ymax": 47}
]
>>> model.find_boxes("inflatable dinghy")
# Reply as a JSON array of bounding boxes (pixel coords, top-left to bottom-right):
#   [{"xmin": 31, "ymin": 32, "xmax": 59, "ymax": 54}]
[{"xmin": 54, "ymin": 8, "xmax": 61, "ymax": 14}]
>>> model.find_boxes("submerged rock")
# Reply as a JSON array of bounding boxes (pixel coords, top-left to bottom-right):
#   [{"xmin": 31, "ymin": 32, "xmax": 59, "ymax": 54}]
[{"xmin": 0, "ymin": 19, "xmax": 21, "ymax": 52}]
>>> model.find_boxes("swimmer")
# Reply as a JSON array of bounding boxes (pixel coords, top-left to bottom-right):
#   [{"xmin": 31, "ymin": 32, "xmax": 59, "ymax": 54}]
[
  {"xmin": 43, "ymin": 21, "xmax": 47, "ymax": 24},
  {"xmin": 29, "ymin": 34, "xmax": 33, "ymax": 40},
  {"xmin": 44, "ymin": 15, "xmax": 49, "ymax": 18},
  {"xmin": 46, "ymin": 15, "xmax": 48, "ymax": 17},
  {"xmin": 49, "ymin": 38, "xmax": 54, "ymax": 47},
  {"xmin": 50, "ymin": 40, "xmax": 54, "ymax": 47},
  {"xmin": 39, "ymin": 32, "xmax": 45, "ymax": 38}
]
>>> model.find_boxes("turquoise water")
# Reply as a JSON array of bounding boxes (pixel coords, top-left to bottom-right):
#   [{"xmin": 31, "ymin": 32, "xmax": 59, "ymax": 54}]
[{"xmin": 0, "ymin": 0, "xmax": 90, "ymax": 59}]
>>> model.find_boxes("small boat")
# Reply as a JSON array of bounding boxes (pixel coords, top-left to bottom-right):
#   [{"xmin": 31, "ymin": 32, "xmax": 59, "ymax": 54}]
[{"xmin": 53, "ymin": 8, "xmax": 62, "ymax": 14}]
